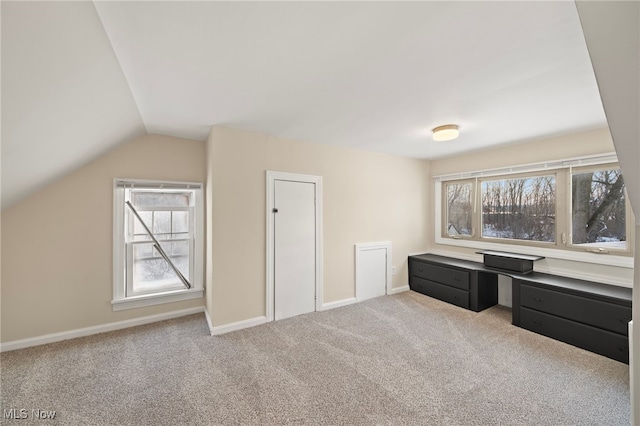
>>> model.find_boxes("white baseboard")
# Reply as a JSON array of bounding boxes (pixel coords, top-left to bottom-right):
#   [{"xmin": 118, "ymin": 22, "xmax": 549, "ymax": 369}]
[
  {"xmin": 321, "ymin": 297, "xmax": 357, "ymax": 311},
  {"xmin": 211, "ymin": 316, "xmax": 267, "ymax": 336},
  {"xmin": 388, "ymin": 285, "xmax": 410, "ymax": 295},
  {"xmin": 204, "ymin": 308, "xmax": 214, "ymax": 336},
  {"xmin": 0, "ymin": 307, "xmax": 205, "ymax": 353},
  {"xmin": 212, "ymin": 295, "xmax": 393, "ymax": 335}
]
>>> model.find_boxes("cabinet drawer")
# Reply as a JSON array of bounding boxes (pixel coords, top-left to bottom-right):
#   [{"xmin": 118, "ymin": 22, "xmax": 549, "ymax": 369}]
[
  {"xmin": 411, "ymin": 262, "xmax": 469, "ymax": 291},
  {"xmin": 521, "ymin": 284, "xmax": 631, "ymax": 335},
  {"xmin": 520, "ymin": 307, "xmax": 628, "ymax": 363},
  {"xmin": 410, "ymin": 277, "xmax": 469, "ymax": 309}
]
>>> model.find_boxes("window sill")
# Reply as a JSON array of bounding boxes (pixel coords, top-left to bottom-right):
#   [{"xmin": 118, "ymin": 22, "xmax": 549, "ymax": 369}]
[{"xmin": 112, "ymin": 288, "xmax": 204, "ymax": 311}]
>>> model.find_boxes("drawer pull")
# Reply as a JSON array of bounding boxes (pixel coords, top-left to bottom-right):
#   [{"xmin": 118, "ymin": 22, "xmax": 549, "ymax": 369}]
[
  {"xmin": 533, "ymin": 320, "xmax": 544, "ymax": 326},
  {"xmin": 453, "ymin": 296, "xmax": 461, "ymax": 300},
  {"xmin": 531, "ymin": 297, "xmax": 544, "ymax": 302},
  {"xmin": 454, "ymin": 277, "xmax": 460, "ymax": 281},
  {"xmin": 619, "ymin": 347, "xmax": 627, "ymax": 352}
]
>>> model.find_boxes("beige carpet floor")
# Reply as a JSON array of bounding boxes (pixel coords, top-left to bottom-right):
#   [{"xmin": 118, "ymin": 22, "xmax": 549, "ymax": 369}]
[{"xmin": 1, "ymin": 291, "xmax": 630, "ymax": 425}]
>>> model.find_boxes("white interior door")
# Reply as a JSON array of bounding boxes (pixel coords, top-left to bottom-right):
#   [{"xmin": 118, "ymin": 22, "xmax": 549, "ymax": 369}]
[{"xmin": 274, "ymin": 180, "xmax": 316, "ymax": 320}]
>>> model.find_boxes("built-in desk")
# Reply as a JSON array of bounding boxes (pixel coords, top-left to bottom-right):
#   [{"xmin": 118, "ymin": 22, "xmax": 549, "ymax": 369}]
[{"xmin": 408, "ymin": 254, "xmax": 632, "ymax": 363}]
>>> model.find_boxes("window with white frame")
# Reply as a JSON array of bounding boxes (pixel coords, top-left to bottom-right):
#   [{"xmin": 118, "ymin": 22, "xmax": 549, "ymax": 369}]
[
  {"xmin": 113, "ymin": 179, "xmax": 204, "ymax": 310},
  {"xmin": 444, "ymin": 182, "xmax": 473, "ymax": 237},
  {"xmin": 481, "ymin": 174, "xmax": 556, "ymax": 243},
  {"xmin": 570, "ymin": 166, "xmax": 627, "ymax": 250},
  {"xmin": 438, "ymin": 156, "xmax": 632, "ymax": 258}
]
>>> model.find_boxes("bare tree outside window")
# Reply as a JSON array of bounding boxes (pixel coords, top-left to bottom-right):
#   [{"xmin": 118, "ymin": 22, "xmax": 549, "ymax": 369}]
[
  {"xmin": 446, "ymin": 183, "xmax": 472, "ymax": 236},
  {"xmin": 572, "ymin": 169, "xmax": 626, "ymax": 248},
  {"xmin": 440, "ymin": 160, "xmax": 630, "ymax": 256},
  {"xmin": 481, "ymin": 175, "xmax": 555, "ymax": 242}
]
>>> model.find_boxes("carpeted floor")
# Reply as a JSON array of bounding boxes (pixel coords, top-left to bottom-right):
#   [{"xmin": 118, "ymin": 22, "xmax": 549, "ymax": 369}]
[{"xmin": 1, "ymin": 291, "xmax": 630, "ymax": 425}]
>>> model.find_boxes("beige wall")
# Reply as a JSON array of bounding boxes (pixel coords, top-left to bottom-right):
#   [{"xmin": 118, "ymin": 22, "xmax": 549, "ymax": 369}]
[
  {"xmin": 207, "ymin": 126, "xmax": 429, "ymax": 327},
  {"xmin": 205, "ymin": 132, "xmax": 215, "ymax": 324},
  {"xmin": 1, "ymin": 134, "xmax": 206, "ymax": 343},
  {"xmin": 5, "ymin": 125, "xmax": 628, "ymax": 342},
  {"xmin": 428, "ymin": 127, "xmax": 633, "ymax": 285},
  {"xmin": 430, "ymin": 127, "xmax": 615, "ymax": 176}
]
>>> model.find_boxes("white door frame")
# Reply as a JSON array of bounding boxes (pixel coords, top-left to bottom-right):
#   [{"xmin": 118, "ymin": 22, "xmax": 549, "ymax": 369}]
[{"xmin": 266, "ymin": 171, "xmax": 323, "ymax": 322}]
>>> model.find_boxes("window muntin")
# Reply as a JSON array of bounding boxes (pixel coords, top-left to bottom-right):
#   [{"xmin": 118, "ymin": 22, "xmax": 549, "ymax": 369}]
[
  {"xmin": 444, "ymin": 182, "xmax": 473, "ymax": 237},
  {"xmin": 571, "ymin": 166, "xmax": 627, "ymax": 251},
  {"xmin": 128, "ymin": 240, "xmax": 190, "ymax": 294},
  {"xmin": 113, "ymin": 179, "xmax": 204, "ymax": 310},
  {"xmin": 125, "ymin": 189, "xmax": 195, "ymax": 297},
  {"xmin": 481, "ymin": 175, "xmax": 556, "ymax": 243}
]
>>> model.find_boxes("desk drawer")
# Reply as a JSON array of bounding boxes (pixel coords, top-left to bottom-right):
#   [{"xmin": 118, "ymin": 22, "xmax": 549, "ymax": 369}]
[
  {"xmin": 521, "ymin": 284, "xmax": 630, "ymax": 335},
  {"xmin": 410, "ymin": 277, "xmax": 469, "ymax": 309},
  {"xmin": 520, "ymin": 307, "xmax": 628, "ymax": 363},
  {"xmin": 411, "ymin": 262, "xmax": 469, "ymax": 291}
]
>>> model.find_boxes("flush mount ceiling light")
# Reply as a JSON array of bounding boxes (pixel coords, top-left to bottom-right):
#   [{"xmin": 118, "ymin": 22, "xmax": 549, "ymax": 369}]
[{"xmin": 432, "ymin": 124, "xmax": 459, "ymax": 142}]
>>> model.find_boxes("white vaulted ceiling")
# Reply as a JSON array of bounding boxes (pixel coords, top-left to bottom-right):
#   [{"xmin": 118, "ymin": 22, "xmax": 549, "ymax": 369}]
[
  {"xmin": 1, "ymin": 1, "xmax": 146, "ymax": 208},
  {"xmin": 1, "ymin": 1, "xmax": 607, "ymax": 208}
]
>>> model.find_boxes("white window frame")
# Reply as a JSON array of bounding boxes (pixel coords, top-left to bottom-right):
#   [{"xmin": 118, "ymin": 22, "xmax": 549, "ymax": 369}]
[
  {"xmin": 434, "ymin": 153, "xmax": 634, "ymax": 270},
  {"xmin": 442, "ymin": 180, "xmax": 475, "ymax": 239},
  {"xmin": 478, "ymin": 171, "xmax": 558, "ymax": 246},
  {"xmin": 567, "ymin": 163, "xmax": 632, "ymax": 254},
  {"xmin": 112, "ymin": 179, "xmax": 205, "ymax": 311}
]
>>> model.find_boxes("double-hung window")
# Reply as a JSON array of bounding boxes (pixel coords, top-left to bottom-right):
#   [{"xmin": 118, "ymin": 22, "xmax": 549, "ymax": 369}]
[{"xmin": 113, "ymin": 179, "xmax": 204, "ymax": 310}]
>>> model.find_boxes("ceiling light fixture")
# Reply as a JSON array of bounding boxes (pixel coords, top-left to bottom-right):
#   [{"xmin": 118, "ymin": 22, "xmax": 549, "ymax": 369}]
[{"xmin": 432, "ymin": 124, "xmax": 459, "ymax": 142}]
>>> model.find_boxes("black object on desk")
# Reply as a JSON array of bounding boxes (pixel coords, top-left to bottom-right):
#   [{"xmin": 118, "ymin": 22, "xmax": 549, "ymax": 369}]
[
  {"xmin": 476, "ymin": 250, "xmax": 544, "ymax": 274},
  {"xmin": 408, "ymin": 253, "xmax": 632, "ymax": 363}
]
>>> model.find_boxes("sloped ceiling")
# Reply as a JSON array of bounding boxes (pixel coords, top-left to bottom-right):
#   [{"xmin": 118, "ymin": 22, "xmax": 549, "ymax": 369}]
[
  {"xmin": 2, "ymin": 1, "xmax": 608, "ymax": 209},
  {"xmin": 1, "ymin": 1, "xmax": 146, "ymax": 208},
  {"xmin": 576, "ymin": 1, "xmax": 640, "ymax": 217}
]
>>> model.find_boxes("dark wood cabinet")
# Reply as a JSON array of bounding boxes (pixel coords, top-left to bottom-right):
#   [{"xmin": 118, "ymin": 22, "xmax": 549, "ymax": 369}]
[
  {"xmin": 408, "ymin": 253, "xmax": 632, "ymax": 363},
  {"xmin": 412, "ymin": 262, "xmax": 469, "ymax": 291},
  {"xmin": 409, "ymin": 254, "xmax": 497, "ymax": 312},
  {"xmin": 513, "ymin": 277, "xmax": 631, "ymax": 363},
  {"xmin": 410, "ymin": 276, "xmax": 469, "ymax": 309},
  {"xmin": 519, "ymin": 307, "xmax": 629, "ymax": 362}
]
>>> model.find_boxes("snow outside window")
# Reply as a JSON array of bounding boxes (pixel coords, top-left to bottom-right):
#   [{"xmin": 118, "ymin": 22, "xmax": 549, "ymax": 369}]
[
  {"xmin": 571, "ymin": 166, "xmax": 628, "ymax": 251},
  {"xmin": 481, "ymin": 175, "xmax": 556, "ymax": 243},
  {"xmin": 113, "ymin": 179, "xmax": 204, "ymax": 311},
  {"xmin": 438, "ymin": 160, "xmax": 632, "ymax": 258}
]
